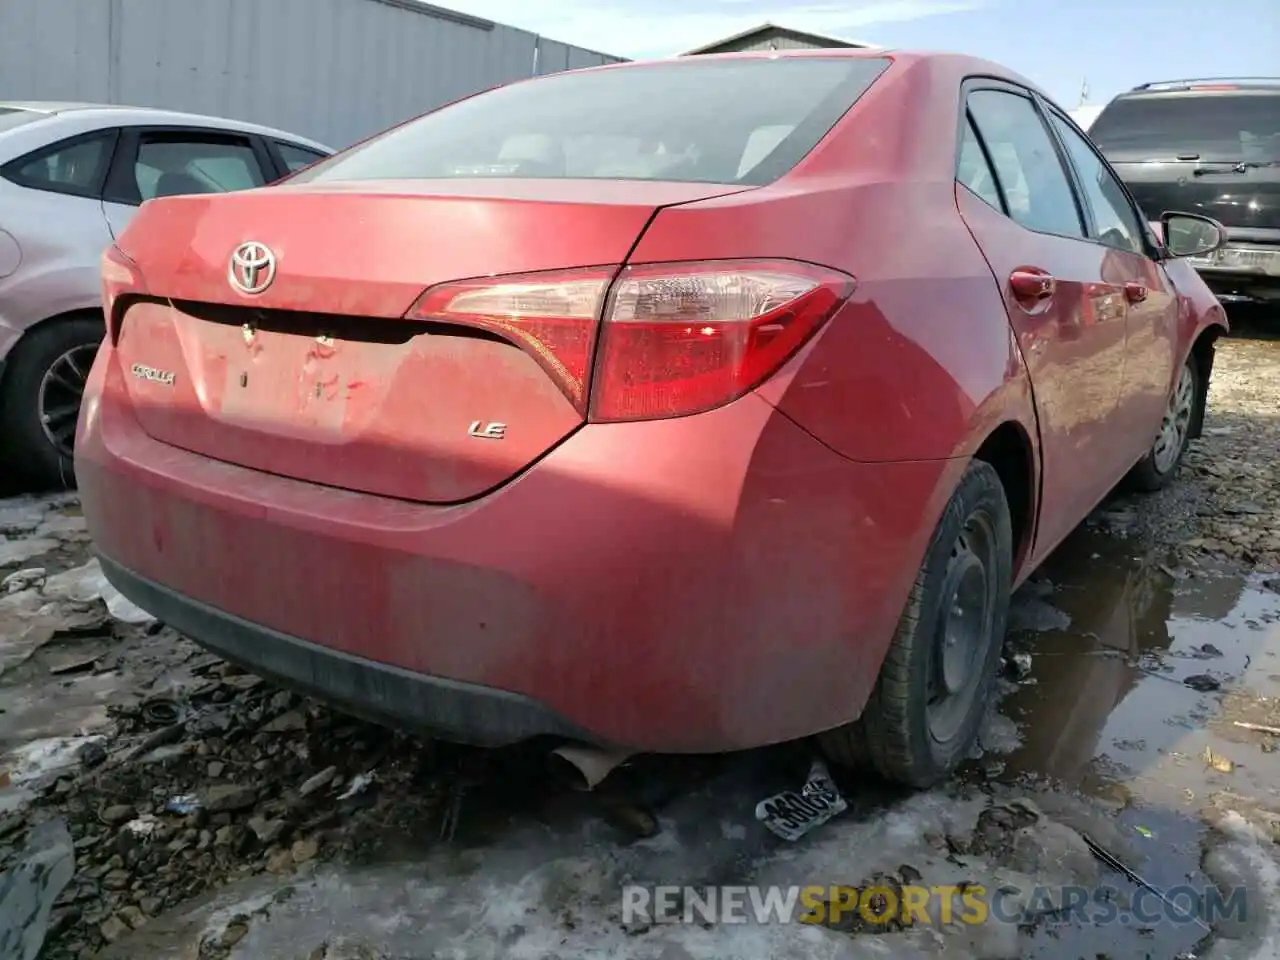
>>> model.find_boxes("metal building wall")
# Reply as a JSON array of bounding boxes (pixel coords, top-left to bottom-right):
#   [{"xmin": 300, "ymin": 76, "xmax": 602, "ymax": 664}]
[{"xmin": 0, "ymin": 0, "xmax": 624, "ymax": 149}]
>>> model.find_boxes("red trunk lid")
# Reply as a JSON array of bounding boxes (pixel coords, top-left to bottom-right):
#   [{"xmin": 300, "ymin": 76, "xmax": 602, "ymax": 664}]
[{"xmin": 113, "ymin": 179, "xmax": 745, "ymax": 503}]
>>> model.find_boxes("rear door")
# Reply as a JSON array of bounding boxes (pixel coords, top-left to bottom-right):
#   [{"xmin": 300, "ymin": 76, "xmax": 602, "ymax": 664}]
[
  {"xmin": 101, "ymin": 127, "xmax": 274, "ymax": 238},
  {"xmin": 956, "ymin": 82, "xmax": 1131, "ymax": 562},
  {"xmin": 1042, "ymin": 106, "xmax": 1179, "ymax": 449}
]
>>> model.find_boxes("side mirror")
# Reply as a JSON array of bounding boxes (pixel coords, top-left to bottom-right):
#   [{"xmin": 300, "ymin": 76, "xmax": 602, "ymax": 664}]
[{"xmin": 1160, "ymin": 211, "xmax": 1227, "ymax": 259}]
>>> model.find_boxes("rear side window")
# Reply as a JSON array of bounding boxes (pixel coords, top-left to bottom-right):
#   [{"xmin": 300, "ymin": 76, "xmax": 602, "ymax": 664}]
[
  {"xmin": 291, "ymin": 58, "xmax": 891, "ymax": 187},
  {"xmin": 1090, "ymin": 92, "xmax": 1280, "ymax": 162},
  {"xmin": 957, "ymin": 117, "xmax": 1002, "ymax": 209},
  {"xmin": 1, "ymin": 132, "xmax": 115, "ymax": 198},
  {"xmin": 967, "ymin": 89, "xmax": 1084, "ymax": 239}
]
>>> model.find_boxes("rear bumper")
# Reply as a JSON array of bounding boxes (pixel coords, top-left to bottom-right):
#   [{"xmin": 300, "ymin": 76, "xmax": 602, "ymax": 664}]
[
  {"xmin": 98, "ymin": 554, "xmax": 590, "ymax": 746},
  {"xmin": 78, "ymin": 346, "xmax": 961, "ymax": 753}
]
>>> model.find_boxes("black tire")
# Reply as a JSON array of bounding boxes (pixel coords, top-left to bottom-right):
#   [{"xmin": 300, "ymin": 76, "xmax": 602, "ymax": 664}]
[
  {"xmin": 0, "ymin": 314, "xmax": 104, "ymax": 490},
  {"xmin": 1127, "ymin": 354, "xmax": 1200, "ymax": 493},
  {"xmin": 819, "ymin": 460, "xmax": 1013, "ymax": 788}
]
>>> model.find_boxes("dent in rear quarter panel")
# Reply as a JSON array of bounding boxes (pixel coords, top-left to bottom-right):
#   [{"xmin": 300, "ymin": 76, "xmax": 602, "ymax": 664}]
[{"xmin": 727, "ymin": 410, "xmax": 967, "ymax": 740}]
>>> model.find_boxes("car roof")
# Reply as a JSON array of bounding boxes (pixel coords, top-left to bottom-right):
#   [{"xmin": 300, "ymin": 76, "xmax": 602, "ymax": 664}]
[
  {"xmin": 554, "ymin": 48, "xmax": 1050, "ymax": 101},
  {"xmin": 0, "ymin": 101, "xmax": 332, "ymax": 153},
  {"xmin": 1124, "ymin": 77, "xmax": 1280, "ymax": 94}
]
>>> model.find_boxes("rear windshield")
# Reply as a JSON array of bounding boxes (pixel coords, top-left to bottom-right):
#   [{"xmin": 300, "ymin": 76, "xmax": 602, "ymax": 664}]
[
  {"xmin": 291, "ymin": 57, "xmax": 890, "ymax": 187},
  {"xmin": 1090, "ymin": 91, "xmax": 1280, "ymax": 163},
  {"xmin": 0, "ymin": 107, "xmax": 41, "ymax": 134}
]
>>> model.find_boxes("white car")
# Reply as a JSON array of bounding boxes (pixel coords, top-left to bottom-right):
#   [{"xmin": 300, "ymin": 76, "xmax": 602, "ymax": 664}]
[{"xmin": 0, "ymin": 102, "xmax": 332, "ymax": 487}]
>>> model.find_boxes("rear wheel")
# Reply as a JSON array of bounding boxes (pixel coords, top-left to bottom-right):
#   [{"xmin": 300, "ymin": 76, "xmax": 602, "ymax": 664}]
[
  {"xmin": 820, "ymin": 460, "xmax": 1013, "ymax": 788},
  {"xmin": 1128, "ymin": 355, "xmax": 1199, "ymax": 492},
  {"xmin": 0, "ymin": 314, "xmax": 103, "ymax": 490}
]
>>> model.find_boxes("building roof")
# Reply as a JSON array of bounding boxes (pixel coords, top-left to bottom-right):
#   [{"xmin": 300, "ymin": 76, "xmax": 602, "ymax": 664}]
[{"xmin": 681, "ymin": 22, "xmax": 879, "ymax": 56}]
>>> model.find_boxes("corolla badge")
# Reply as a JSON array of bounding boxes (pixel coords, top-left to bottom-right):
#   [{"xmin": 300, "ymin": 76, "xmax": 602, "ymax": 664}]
[
  {"xmin": 228, "ymin": 241, "xmax": 276, "ymax": 295},
  {"xmin": 130, "ymin": 363, "xmax": 175, "ymax": 386}
]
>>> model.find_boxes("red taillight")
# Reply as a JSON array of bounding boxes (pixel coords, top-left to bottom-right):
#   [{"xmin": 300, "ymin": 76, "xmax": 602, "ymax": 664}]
[
  {"xmin": 407, "ymin": 266, "xmax": 615, "ymax": 414},
  {"xmin": 591, "ymin": 260, "xmax": 855, "ymax": 421},
  {"xmin": 405, "ymin": 259, "xmax": 854, "ymax": 422},
  {"xmin": 101, "ymin": 244, "xmax": 147, "ymax": 342}
]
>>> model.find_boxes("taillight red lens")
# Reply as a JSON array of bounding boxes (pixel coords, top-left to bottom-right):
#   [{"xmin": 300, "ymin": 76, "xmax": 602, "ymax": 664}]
[
  {"xmin": 407, "ymin": 266, "xmax": 615, "ymax": 413},
  {"xmin": 101, "ymin": 244, "xmax": 147, "ymax": 342},
  {"xmin": 590, "ymin": 260, "xmax": 855, "ymax": 421}
]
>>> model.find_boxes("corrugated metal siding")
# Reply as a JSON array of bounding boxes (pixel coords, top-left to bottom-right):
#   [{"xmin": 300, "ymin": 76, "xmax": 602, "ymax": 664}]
[{"xmin": 0, "ymin": 0, "xmax": 624, "ymax": 149}]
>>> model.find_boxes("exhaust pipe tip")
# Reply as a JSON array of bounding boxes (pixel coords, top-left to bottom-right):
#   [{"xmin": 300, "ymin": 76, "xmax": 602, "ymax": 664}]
[{"xmin": 549, "ymin": 744, "xmax": 633, "ymax": 791}]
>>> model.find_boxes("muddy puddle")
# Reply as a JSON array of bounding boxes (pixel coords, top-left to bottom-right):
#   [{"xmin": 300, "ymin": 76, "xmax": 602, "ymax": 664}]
[
  {"xmin": 989, "ymin": 524, "xmax": 1280, "ymax": 958},
  {"xmin": 1000, "ymin": 526, "xmax": 1280, "ymax": 803}
]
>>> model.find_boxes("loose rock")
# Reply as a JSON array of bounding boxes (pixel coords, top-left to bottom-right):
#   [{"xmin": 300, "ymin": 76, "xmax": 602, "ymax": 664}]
[{"xmin": 203, "ymin": 784, "xmax": 258, "ymax": 814}]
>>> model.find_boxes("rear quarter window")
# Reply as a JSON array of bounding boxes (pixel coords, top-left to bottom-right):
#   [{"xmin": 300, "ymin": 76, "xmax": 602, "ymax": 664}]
[{"xmin": 290, "ymin": 57, "xmax": 891, "ymax": 187}]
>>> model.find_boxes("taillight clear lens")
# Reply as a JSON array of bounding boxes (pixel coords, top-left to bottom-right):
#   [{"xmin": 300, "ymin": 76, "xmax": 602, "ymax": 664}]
[
  {"xmin": 407, "ymin": 267, "xmax": 615, "ymax": 412},
  {"xmin": 590, "ymin": 260, "xmax": 855, "ymax": 422}
]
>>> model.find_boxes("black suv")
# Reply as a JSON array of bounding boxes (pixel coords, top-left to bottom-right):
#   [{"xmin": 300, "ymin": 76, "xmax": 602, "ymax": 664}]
[{"xmin": 1089, "ymin": 78, "xmax": 1280, "ymax": 305}]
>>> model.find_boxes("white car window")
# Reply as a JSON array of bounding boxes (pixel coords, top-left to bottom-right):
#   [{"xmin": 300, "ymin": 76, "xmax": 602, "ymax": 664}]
[
  {"xmin": 5, "ymin": 134, "xmax": 113, "ymax": 196},
  {"xmin": 135, "ymin": 137, "xmax": 267, "ymax": 200},
  {"xmin": 276, "ymin": 141, "xmax": 328, "ymax": 173}
]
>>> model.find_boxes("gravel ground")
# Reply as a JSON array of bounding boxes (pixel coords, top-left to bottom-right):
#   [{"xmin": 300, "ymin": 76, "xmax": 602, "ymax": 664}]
[{"xmin": 1113, "ymin": 330, "xmax": 1280, "ymax": 573}]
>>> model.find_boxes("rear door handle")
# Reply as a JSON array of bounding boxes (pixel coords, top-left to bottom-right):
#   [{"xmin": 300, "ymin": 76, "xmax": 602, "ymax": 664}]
[
  {"xmin": 1124, "ymin": 281, "xmax": 1148, "ymax": 303},
  {"xmin": 1009, "ymin": 268, "xmax": 1056, "ymax": 302}
]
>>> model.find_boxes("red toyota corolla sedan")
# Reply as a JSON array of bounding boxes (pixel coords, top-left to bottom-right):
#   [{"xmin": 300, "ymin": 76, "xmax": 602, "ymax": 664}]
[{"xmin": 77, "ymin": 50, "xmax": 1229, "ymax": 787}]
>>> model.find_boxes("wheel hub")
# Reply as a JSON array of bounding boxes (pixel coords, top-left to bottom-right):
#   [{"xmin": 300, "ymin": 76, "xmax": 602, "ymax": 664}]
[
  {"xmin": 1152, "ymin": 363, "xmax": 1195, "ymax": 474},
  {"xmin": 928, "ymin": 517, "xmax": 998, "ymax": 745},
  {"xmin": 939, "ymin": 553, "xmax": 986, "ymax": 696},
  {"xmin": 37, "ymin": 342, "xmax": 98, "ymax": 459}
]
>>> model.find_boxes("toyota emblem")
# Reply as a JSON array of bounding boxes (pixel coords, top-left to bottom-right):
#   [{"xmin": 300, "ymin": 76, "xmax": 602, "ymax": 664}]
[{"xmin": 228, "ymin": 241, "xmax": 276, "ymax": 295}]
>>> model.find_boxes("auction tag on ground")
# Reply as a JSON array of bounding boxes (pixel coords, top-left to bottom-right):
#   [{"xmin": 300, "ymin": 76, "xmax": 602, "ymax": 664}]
[{"xmin": 754, "ymin": 759, "xmax": 848, "ymax": 841}]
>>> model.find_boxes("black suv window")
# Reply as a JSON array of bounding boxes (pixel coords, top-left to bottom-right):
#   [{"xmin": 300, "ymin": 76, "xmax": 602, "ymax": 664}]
[
  {"xmin": 1, "ymin": 131, "xmax": 116, "ymax": 198},
  {"xmin": 1090, "ymin": 91, "xmax": 1280, "ymax": 163}
]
